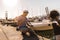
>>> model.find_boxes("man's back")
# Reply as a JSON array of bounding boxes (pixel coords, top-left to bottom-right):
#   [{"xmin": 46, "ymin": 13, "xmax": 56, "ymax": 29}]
[{"xmin": 17, "ymin": 16, "xmax": 27, "ymax": 26}]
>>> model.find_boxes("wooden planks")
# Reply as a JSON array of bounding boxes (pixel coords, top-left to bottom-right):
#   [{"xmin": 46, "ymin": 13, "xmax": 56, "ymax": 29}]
[
  {"xmin": 0, "ymin": 25, "xmax": 23, "ymax": 40},
  {"xmin": 0, "ymin": 24, "xmax": 51, "ymax": 40}
]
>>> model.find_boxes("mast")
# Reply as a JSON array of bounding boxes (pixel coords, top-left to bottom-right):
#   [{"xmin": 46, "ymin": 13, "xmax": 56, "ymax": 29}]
[
  {"xmin": 45, "ymin": 7, "xmax": 50, "ymax": 19},
  {"xmin": 5, "ymin": 11, "xmax": 8, "ymax": 20}
]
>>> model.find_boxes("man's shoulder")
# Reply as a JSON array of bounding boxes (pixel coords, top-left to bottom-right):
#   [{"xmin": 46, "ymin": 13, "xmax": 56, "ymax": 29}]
[
  {"xmin": 18, "ymin": 16, "xmax": 26, "ymax": 21},
  {"xmin": 17, "ymin": 16, "xmax": 23, "ymax": 19}
]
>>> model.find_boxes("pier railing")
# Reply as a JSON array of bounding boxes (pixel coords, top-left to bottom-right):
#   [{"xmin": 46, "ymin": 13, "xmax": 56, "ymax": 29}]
[{"xmin": 35, "ymin": 29, "xmax": 56, "ymax": 40}]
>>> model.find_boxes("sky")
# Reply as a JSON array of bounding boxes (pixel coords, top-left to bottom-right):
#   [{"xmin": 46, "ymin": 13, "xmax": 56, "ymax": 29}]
[{"xmin": 0, "ymin": 0, "xmax": 60, "ymax": 19}]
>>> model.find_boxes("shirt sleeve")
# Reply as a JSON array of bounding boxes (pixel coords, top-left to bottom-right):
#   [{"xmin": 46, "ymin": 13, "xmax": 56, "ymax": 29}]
[
  {"xmin": 52, "ymin": 21, "xmax": 59, "ymax": 25},
  {"xmin": 52, "ymin": 21, "xmax": 60, "ymax": 28}
]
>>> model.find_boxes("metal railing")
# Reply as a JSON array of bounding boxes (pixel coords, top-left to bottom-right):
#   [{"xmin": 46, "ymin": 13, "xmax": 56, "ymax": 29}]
[{"xmin": 35, "ymin": 29, "xmax": 56, "ymax": 40}]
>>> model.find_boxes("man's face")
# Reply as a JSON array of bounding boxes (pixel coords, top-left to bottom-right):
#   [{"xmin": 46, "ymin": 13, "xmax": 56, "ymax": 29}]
[
  {"xmin": 23, "ymin": 12, "xmax": 28, "ymax": 16},
  {"xmin": 23, "ymin": 10, "xmax": 29, "ymax": 16}
]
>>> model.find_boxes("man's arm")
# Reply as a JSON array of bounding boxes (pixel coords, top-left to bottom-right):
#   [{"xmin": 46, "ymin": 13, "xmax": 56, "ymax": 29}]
[{"xmin": 26, "ymin": 20, "xmax": 33, "ymax": 28}]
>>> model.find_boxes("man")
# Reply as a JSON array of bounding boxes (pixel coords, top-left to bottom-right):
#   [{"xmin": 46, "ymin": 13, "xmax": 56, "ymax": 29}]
[
  {"xmin": 14, "ymin": 10, "xmax": 39, "ymax": 40},
  {"xmin": 16, "ymin": 10, "xmax": 29, "ymax": 33},
  {"xmin": 50, "ymin": 10, "xmax": 60, "ymax": 40}
]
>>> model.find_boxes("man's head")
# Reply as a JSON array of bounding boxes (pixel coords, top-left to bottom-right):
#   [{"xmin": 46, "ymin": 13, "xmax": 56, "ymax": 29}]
[
  {"xmin": 50, "ymin": 10, "xmax": 60, "ymax": 19},
  {"xmin": 22, "ymin": 10, "xmax": 29, "ymax": 17}
]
